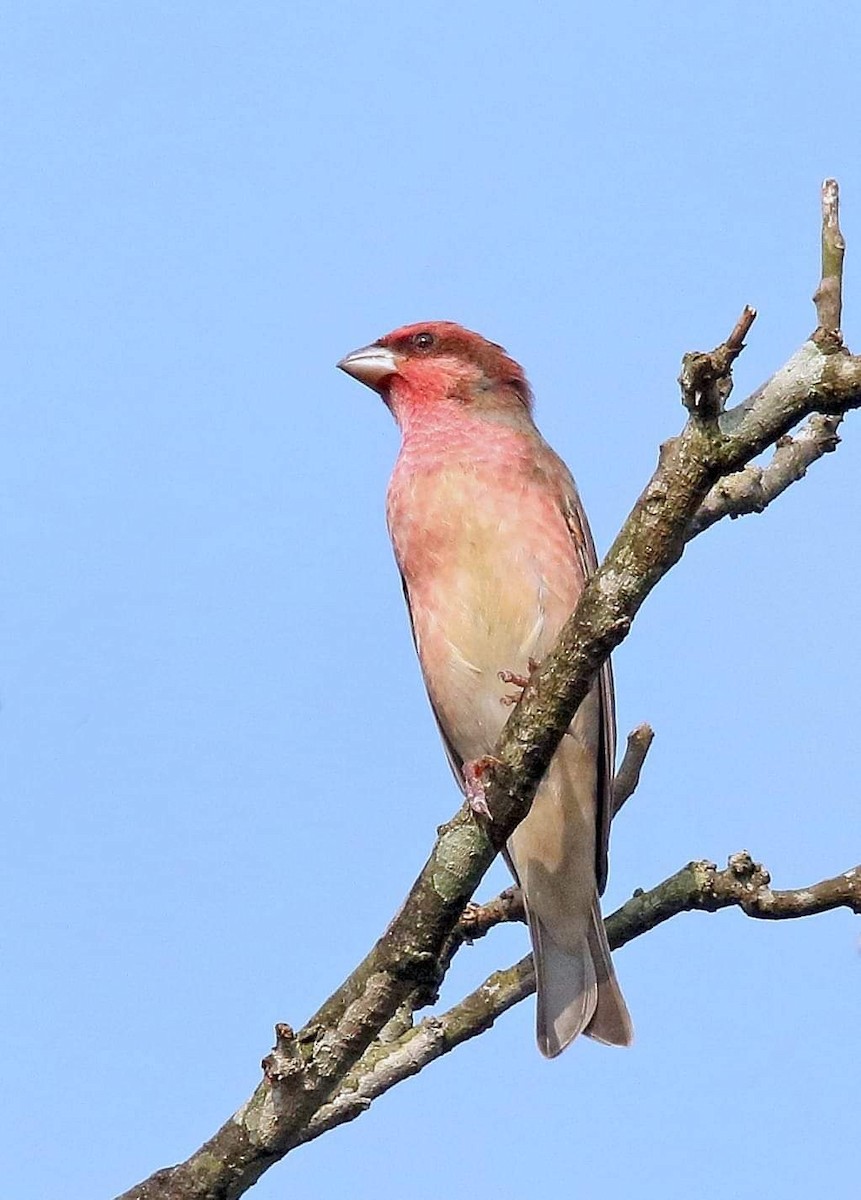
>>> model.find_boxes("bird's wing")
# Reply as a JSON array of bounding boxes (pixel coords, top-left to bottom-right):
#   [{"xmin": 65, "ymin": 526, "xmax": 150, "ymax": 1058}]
[
  {"xmin": 399, "ymin": 573, "xmax": 466, "ymax": 788},
  {"xmin": 396, "ymin": 472, "xmax": 616, "ymax": 896},
  {"xmin": 562, "ymin": 482, "xmax": 616, "ymax": 896}
]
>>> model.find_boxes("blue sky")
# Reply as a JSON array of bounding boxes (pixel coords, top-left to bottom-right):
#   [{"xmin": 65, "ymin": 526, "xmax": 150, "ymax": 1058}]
[{"xmin": 2, "ymin": 3, "xmax": 859, "ymax": 1197}]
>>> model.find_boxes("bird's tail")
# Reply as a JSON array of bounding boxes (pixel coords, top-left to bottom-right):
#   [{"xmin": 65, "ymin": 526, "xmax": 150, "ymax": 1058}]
[{"xmin": 532, "ymin": 899, "xmax": 633, "ymax": 1057}]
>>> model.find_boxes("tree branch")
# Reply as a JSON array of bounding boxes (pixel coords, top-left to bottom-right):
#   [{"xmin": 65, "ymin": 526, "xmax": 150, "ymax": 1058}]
[
  {"xmin": 814, "ymin": 177, "xmax": 845, "ymax": 338},
  {"xmin": 689, "ymin": 179, "xmax": 848, "ymax": 538},
  {"xmin": 612, "ymin": 722, "xmax": 654, "ymax": 815},
  {"xmin": 445, "ymin": 721, "xmax": 654, "ymax": 966},
  {"xmin": 118, "ymin": 183, "xmax": 861, "ymax": 1200},
  {"xmin": 679, "ymin": 305, "xmax": 757, "ymax": 420},
  {"xmin": 687, "ymin": 412, "xmax": 843, "ymax": 537},
  {"xmin": 291, "ymin": 854, "xmax": 861, "ymax": 1147}
]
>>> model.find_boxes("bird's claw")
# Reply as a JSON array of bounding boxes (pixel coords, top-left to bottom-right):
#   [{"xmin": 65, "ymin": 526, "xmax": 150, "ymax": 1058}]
[
  {"xmin": 498, "ymin": 659, "xmax": 539, "ymax": 706},
  {"xmin": 498, "ymin": 669, "xmax": 530, "ymax": 690},
  {"xmin": 463, "ymin": 756, "xmax": 499, "ymax": 821}
]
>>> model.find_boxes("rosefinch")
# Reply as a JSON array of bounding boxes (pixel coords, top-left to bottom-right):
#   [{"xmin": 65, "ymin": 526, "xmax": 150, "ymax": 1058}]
[{"xmin": 338, "ymin": 322, "xmax": 632, "ymax": 1056}]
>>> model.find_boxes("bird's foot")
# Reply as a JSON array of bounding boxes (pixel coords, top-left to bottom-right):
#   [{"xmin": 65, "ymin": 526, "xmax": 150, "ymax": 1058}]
[
  {"xmin": 498, "ymin": 659, "xmax": 539, "ymax": 706},
  {"xmin": 463, "ymin": 756, "xmax": 500, "ymax": 820}
]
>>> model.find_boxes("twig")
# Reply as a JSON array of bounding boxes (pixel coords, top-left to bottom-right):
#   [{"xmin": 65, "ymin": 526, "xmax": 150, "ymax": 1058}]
[
  {"xmin": 612, "ymin": 723, "xmax": 655, "ymax": 815},
  {"xmin": 689, "ymin": 183, "xmax": 848, "ymax": 537},
  {"xmin": 610, "ymin": 851, "xmax": 861, "ymax": 936},
  {"xmin": 724, "ymin": 305, "xmax": 759, "ymax": 352},
  {"xmin": 457, "ymin": 887, "xmax": 525, "ymax": 940},
  {"xmin": 292, "ymin": 854, "xmax": 861, "ymax": 1148},
  {"xmin": 813, "ymin": 178, "xmax": 846, "ymax": 339},
  {"xmin": 679, "ymin": 305, "xmax": 757, "ymax": 419},
  {"xmin": 688, "ymin": 412, "xmax": 843, "ymax": 537}
]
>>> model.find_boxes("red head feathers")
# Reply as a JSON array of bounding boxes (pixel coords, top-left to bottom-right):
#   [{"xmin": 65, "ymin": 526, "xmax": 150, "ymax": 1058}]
[{"xmin": 337, "ymin": 321, "xmax": 533, "ymax": 418}]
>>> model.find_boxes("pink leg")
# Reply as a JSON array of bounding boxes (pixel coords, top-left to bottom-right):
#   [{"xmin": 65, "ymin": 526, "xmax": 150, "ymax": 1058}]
[
  {"xmin": 498, "ymin": 669, "xmax": 530, "ymax": 689},
  {"xmin": 498, "ymin": 658, "xmax": 539, "ymax": 706}
]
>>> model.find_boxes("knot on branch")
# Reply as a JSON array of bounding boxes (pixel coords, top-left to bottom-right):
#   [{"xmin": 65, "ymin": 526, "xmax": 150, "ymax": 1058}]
[
  {"xmin": 388, "ymin": 947, "xmax": 442, "ymax": 989},
  {"xmin": 262, "ymin": 1023, "xmax": 304, "ymax": 1086},
  {"xmin": 726, "ymin": 850, "xmax": 771, "ymax": 889},
  {"xmin": 811, "ymin": 325, "xmax": 846, "ymax": 353},
  {"xmin": 679, "ymin": 306, "xmax": 757, "ymax": 420},
  {"xmin": 696, "ymin": 851, "xmax": 773, "ymax": 915},
  {"xmin": 679, "ymin": 351, "xmax": 734, "ymax": 419}
]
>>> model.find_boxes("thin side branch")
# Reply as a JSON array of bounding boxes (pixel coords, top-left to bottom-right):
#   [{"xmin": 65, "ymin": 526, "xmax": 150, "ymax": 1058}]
[
  {"xmin": 679, "ymin": 305, "xmax": 757, "ymax": 419},
  {"xmin": 612, "ymin": 723, "xmax": 654, "ymax": 815},
  {"xmin": 690, "ymin": 184, "xmax": 847, "ymax": 537},
  {"xmin": 688, "ymin": 412, "xmax": 843, "ymax": 537},
  {"xmin": 814, "ymin": 178, "xmax": 846, "ymax": 338},
  {"xmin": 292, "ymin": 854, "xmax": 861, "ymax": 1148},
  {"xmin": 457, "ymin": 887, "xmax": 525, "ymax": 940},
  {"xmin": 609, "ymin": 852, "xmax": 861, "ymax": 936}
]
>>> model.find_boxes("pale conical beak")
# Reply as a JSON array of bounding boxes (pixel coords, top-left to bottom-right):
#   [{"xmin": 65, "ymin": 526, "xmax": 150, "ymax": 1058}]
[{"xmin": 336, "ymin": 344, "xmax": 399, "ymax": 391}]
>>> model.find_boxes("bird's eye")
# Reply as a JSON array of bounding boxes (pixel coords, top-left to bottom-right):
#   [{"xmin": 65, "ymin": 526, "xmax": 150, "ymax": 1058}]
[{"xmin": 412, "ymin": 331, "xmax": 435, "ymax": 351}]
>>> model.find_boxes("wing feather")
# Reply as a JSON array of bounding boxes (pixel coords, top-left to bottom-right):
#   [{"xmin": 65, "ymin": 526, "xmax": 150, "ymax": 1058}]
[{"xmin": 562, "ymin": 482, "xmax": 616, "ymax": 895}]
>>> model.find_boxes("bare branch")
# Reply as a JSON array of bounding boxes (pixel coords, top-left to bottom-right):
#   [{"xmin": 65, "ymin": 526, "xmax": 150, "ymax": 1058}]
[
  {"xmin": 292, "ymin": 854, "xmax": 861, "ymax": 1148},
  {"xmin": 688, "ymin": 412, "xmax": 843, "ymax": 537},
  {"xmin": 457, "ymin": 887, "xmax": 525, "ymax": 941},
  {"xmin": 610, "ymin": 851, "xmax": 861, "ymax": 937},
  {"xmin": 814, "ymin": 178, "xmax": 846, "ymax": 339},
  {"xmin": 118, "ymin": 184, "xmax": 861, "ymax": 1200},
  {"xmin": 298, "ymin": 957, "xmax": 535, "ymax": 1148},
  {"xmin": 679, "ymin": 305, "xmax": 757, "ymax": 419},
  {"xmin": 612, "ymin": 723, "xmax": 655, "ymax": 815},
  {"xmin": 688, "ymin": 184, "xmax": 847, "ymax": 538}
]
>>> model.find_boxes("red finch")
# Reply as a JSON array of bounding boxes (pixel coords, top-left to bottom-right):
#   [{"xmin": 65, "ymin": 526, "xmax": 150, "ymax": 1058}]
[{"xmin": 338, "ymin": 322, "xmax": 632, "ymax": 1056}]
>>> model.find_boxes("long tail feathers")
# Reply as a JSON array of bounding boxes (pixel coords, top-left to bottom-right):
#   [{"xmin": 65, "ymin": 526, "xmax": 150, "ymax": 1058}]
[
  {"xmin": 533, "ymin": 901, "xmax": 633, "ymax": 1057},
  {"xmin": 582, "ymin": 899, "xmax": 634, "ymax": 1047}
]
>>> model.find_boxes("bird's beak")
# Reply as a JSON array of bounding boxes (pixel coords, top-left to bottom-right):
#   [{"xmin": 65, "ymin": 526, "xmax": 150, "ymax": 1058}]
[{"xmin": 336, "ymin": 343, "xmax": 399, "ymax": 391}]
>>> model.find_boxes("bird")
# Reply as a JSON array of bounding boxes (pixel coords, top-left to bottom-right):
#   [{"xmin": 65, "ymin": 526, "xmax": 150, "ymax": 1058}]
[{"xmin": 338, "ymin": 321, "xmax": 632, "ymax": 1056}]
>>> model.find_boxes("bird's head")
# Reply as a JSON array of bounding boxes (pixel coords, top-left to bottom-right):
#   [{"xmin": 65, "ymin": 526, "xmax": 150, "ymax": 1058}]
[{"xmin": 337, "ymin": 321, "xmax": 533, "ymax": 428}]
